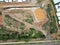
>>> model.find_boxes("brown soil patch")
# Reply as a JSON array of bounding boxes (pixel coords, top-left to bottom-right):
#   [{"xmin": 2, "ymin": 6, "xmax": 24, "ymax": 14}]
[
  {"xmin": 35, "ymin": 8, "xmax": 47, "ymax": 21},
  {"xmin": 34, "ymin": 8, "xmax": 48, "ymax": 26}
]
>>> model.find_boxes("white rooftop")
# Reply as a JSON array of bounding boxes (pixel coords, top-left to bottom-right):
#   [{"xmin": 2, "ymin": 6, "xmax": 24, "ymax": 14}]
[
  {"xmin": 56, "ymin": 13, "xmax": 60, "ymax": 16},
  {"xmin": 9, "ymin": 0, "xmax": 12, "ymax": 2},
  {"xmin": 53, "ymin": 0, "xmax": 60, "ymax": 4},
  {"xmin": 59, "ymin": 21, "xmax": 60, "ymax": 24},
  {"xmin": 13, "ymin": 0, "xmax": 16, "ymax": 1},
  {"xmin": 17, "ymin": 0, "xmax": 22, "ymax": 2},
  {"xmin": 5, "ymin": 0, "xmax": 9, "ymax": 2},
  {"xmin": 55, "ymin": 4, "xmax": 60, "ymax": 12},
  {"xmin": 23, "ymin": 0, "xmax": 26, "ymax": 1},
  {"xmin": 4, "ymin": 0, "xmax": 28, "ymax": 2},
  {"xmin": 0, "ymin": 0, "xmax": 3, "ymax": 1},
  {"xmin": 0, "ymin": 0, "xmax": 30, "ymax": 2},
  {"xmin": 58, "ymin": 17, "xmax": 60, "ymax": 20}
]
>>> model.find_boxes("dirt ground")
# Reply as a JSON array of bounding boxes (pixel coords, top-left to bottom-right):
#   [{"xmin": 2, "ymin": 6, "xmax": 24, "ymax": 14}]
[
  {"xmin": 35, "ymin": 8, "xmax": 47, "ymax": 21},
  {"xmin": 35, "ymin": 8, "xmax": 48, "ymax": 26}
]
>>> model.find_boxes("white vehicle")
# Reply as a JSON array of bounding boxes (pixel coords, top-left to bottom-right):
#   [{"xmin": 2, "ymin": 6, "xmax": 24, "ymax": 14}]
[{"xmin": 5, "ymin": 0, "xmax": 11, "ymax": 2}]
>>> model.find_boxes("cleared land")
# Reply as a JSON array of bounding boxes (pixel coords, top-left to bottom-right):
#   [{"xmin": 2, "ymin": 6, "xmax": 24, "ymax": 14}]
[{"xmin": 0, "ymin": 0, "xmax": 59, "ymax": 43}]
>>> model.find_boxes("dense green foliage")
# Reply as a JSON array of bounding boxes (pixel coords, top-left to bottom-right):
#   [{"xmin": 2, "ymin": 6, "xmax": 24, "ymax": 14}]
[
  {"xmin": 0, "ymin": 11, "xmax": 2, "ymax": 15},
  {"xmin": 0, "ymin": 26, "xmax": 46, "ymax": 41},
  {"xmin": 37, "ymin": 0, "xmax": 42, "ymax": 3}
]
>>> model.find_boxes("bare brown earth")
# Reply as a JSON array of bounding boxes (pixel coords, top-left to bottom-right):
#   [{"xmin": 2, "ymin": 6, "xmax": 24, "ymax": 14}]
[{"xmin": 35, "ymin": 8, "xmax": 48, "ymax": 26}]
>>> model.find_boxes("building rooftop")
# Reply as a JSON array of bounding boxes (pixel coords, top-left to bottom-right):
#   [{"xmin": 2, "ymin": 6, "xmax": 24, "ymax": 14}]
[
  {"xmin": 0, "ymin": 0, "xmax": 31, "ymax": 2},
  {"xmin": 55, "ymin": 4, "xmax": 60, "ymax": 12},
  {"xmin": 58, "ymin": 17, "xmax": 60, "ymax": 20},
  {"xmin": 53, "ymin": 0, "xmax": 60, "ymax": 4},
  {"xmin": 0, "ymin": 0, "xmax": 3, "ymax": 1},
  {"xmin": 59, "ymin": 21, "xmax": 60, "ymax": 24},
  {"xmin": 56, "ymin": 13, "xmax": 60, "ymax": 16}
]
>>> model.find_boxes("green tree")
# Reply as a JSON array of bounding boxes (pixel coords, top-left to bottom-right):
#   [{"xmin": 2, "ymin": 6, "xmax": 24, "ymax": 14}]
[
  {"xmin": 37, "ymin": 0, "xmax": 42, "ymax": 3},
  {"xmin": 0, "ymin": 11, "xmax": 2, "ymax": 15}
]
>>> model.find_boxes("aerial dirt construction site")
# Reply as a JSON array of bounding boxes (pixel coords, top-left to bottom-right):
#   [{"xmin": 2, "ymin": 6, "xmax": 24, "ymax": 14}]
[{"xmin": 0, "ymin": 0, "xmax": 60, "ymax": 43}]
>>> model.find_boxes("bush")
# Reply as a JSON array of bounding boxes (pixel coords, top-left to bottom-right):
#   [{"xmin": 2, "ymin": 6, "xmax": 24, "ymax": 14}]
[
  {"xmin": 0, "ymin": 11, "xmax": 2, "ymax": 15},
  {"xmin": 37, "ymin": 0, "xmax": 42, "ymax": 3}
]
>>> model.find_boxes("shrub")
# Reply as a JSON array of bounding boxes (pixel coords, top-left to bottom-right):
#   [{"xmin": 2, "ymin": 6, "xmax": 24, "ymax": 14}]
[{"xmin": 0, "ymin": 11, "xmax": 2, "ymax": 15}]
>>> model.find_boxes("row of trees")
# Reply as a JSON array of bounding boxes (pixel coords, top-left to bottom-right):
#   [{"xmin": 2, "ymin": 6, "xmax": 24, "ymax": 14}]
[
  {"xmin": 0, "ymin": 11, "xmax": 2, "ymax": 15},
  {"xmin": 46, "ymin": 4, "xmax": 58, "ymax": 34}
]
